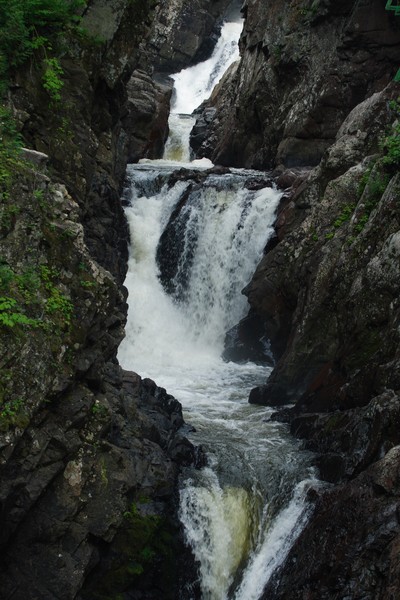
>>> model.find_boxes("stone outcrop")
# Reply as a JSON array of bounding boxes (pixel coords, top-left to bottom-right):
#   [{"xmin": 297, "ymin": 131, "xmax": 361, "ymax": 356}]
[
  {"xmin": 192, "ymin": 0, "xmax": 400, "ymax": 168},
  {"xmin": 187, "ymin": 0, "xmax": 400, "ymax": 595},
  {"xmin": 124, "ymin": 70, "xmax": 173, "ymax": 163},
  {"xmin": 140, "ymin": 0, "xmax": 240, "ymax": 74},
  {"xmin": 0, "ymin": 0, "xmax": 230, "ymax": 596},
  {"xmin": 2, "ymin": 0, "xmax": 399, "ymax": 596},
  {"xmin": 0, "ymin": 156, "xmax": 193, "ymax": 599},
  {"xmin": 247, "ymin": 83, "xmax": 400, "ymax": 413},
  {"xmin": 263, "ymin": 446, "xmax": 400, "ymax": 600}
]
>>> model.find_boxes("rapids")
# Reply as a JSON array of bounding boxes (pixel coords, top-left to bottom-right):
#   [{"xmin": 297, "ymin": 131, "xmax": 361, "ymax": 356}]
[{"xmin": 118, "ymin": 11, "xmax": 318, "ymax": 600}]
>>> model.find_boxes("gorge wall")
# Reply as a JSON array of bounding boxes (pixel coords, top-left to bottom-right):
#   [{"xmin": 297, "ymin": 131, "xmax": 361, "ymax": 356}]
[
  {"xmin": 0, "ymin": 1, "xmax": 230, "ymax": 597},
  {"xmin": 192, "ymin": 0, "xmax": 400, "ymax": 597},
  {"xmin": 1, "ymin": 0, "xmax": 400, "ymax": 598}
]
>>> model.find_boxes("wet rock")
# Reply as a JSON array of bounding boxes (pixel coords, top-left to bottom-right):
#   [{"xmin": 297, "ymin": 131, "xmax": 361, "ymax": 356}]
[
  {"xmin": 21, "ymin": 147, "xmax": 48, "ymax": 167},
  {"xmin": 245, "ymin": 86, "xmax": 400, "ymax": 411},
  {"xmin": 263, "ymin": 447, "xmax": 400, "ymax": 600},
  {"xmin": 0, "ymin": 364, "xmax": 197, "ymax": 600},
  {"xmin": 156, "ymin": 184, "xmax": 194, "ymax": 299},
  {"xmin": 124, "ymin": 70, "xmax": 173, "ymax": 162},
  {"xmin": 0, "ymin": 0, "xmax": 210, "ymax": 596},
  {"xmin": 193, "ymin": 0, "xmax": 400, "ymax": 168},
  {"xmin": 290, "ymin": 390, "xmax": 400, "ymax": 483},
  {"xmin": 249, "ymin": 383, "xmax": 290, "ymax": 406},
  {"xmin": 144, "ymin": 0, "xmax": 238, "ymax": 74},
  {"xmin": 223, "ymin": 312, "xmax": 274, "ymax": 365}
]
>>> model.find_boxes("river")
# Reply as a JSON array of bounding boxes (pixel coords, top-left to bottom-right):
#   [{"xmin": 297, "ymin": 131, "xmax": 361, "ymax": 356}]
[{"xmin": 118, "ymin": 15, "xmax": 318, "ymax": 600}]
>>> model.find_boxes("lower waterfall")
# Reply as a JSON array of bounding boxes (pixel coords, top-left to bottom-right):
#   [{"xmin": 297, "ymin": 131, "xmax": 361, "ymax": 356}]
[
  {"xmin": 118, "ymin": 12, "xmax": 318, "ymax": 600},
  {"xmin": 118, "ymin": 162, "xmax": 317, "ymax": 599}
]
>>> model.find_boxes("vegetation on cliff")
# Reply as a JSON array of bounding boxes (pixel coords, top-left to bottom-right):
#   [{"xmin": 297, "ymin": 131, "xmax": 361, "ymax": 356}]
[
  {"xmin": 0, "ymin": 0, "xmax": 87, "ymax": 100},
  {"xmin": 0, "ymin": 1, "xmax": 195, "ymax": 598}
]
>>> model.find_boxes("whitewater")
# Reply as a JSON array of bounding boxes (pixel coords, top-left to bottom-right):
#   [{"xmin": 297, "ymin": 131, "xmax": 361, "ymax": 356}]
[{"xmin": 118, "ymin": 16, "xmax": 318, "ymax": 600}]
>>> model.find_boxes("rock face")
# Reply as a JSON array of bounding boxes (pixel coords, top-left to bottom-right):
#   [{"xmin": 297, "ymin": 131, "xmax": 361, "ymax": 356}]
[
  {"xmin": 124, "ymin": 71, "xmax": 173, "ymax": 163},
  {"xmin": 2, "ymin": 0, "xmax": 399, "ymax": 597},
  {"xmin": 0, "ymin": 0, "xmax": 231, "ymax": 596},
  {"xmin": 187, "ymin": 0, "xmax": 400, "ymax": 596},
  {"xmin": 263, "ymin": 446, "xmax": 400, "ymax": 600},
  {"xmin": 0, "ymin": 155, "xmax": 192, "ymax": 599},
  {"xmin": 192, "ymin": 0, "xmax": 400, "ymax": 168},
  {"xmin": 247, "ymin": 85, "xmax": 400, "ymax": 413},
  {"xmin": 141, "ymin": 0, "xmax": 240, "ymax": 74}
]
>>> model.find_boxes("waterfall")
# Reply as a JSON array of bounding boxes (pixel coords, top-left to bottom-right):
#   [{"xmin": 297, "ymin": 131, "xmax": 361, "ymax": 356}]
[
  {"xmin": 118, "ymin": 12, "xmax": 318, "ymax": 600},
  {"xmin": 163, "ymin": 18, "xmax": 242, "ymax": 162}
]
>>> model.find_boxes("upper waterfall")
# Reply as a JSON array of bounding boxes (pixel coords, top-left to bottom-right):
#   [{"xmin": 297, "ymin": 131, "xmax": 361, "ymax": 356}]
[
  {"xmin": 163, "ymin": 17, "xmax": 242, "ymax": 162},
  {"xmin": 118, "ymin": 10, "xmax": 317, "ymax": 599},
  {"xmin": 171, "ymin": 19, "xmax": 242, "ymax": 116}
]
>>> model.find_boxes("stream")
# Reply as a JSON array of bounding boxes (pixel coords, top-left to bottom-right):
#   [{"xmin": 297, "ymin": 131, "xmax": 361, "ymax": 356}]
[{"xmin": 118, "ymin": 14, "xmax": 318, "ymax": 600}]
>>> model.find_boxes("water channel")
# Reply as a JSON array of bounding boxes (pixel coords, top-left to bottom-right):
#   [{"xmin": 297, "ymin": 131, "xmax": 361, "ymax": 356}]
[{"xmin": 118, "ymin": 14, "xmax": 318, "ymax": 600}]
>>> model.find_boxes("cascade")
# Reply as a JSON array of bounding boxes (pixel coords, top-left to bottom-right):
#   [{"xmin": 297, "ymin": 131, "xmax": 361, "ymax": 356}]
[{"xmin": 118, "ymin": 12, "xmax": 319, "ymax": 600}]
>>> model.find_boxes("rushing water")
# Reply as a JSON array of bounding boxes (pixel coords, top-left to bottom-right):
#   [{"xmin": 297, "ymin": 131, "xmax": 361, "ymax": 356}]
[
  {"xmin": 164, "ymin": 18, "xmax": 241, "ymax": 163},
  {"xmin": 118, "ymin": 13, "xmax": 317, "ymax": 600}
]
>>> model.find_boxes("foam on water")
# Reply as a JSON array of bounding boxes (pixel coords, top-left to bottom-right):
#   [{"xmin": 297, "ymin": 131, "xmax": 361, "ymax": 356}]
[
  {"xmin": 118, "ymin": 13, "xmax": 318, "ymax": 599},
  {"xmin": 171, "ymin": 20, "xmax": 242, "ymax": 115}
]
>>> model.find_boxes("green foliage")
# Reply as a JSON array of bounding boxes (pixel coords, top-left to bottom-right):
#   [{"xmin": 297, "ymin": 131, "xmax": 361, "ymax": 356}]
[
  {"xmin": 0, "ymin": 0, "xmax": 86, "ymax": 95},
  {"xmin": 0, "ymin": 204, "xmax": 20, "ymax": 231},
  {"xmin": 0, "ymin": 105, "xmax": 22, "ymax": 152},
  {"xmin": 42, "ymin": 56, "xmax": 63, "ymax": 101},
  {"xmin": 0, "ymin": 295, "xmax": 40, "ymax": 328},
  {"xmin": 40, "ymin": 265, "xmax": 73, "ymax": 326},
  {"xmin": 45, "ymin": 287, "xmax": 73, "ymax": 322},
  {"xmin": 380, "ymin": 98, "xmax": 400, "ymax": 167},
  {"xmin": 0, "ymin": 263, "xmax": 14, "ymax": 290},
  {"xmin": 0, "ymin": 105, "xmax": 23, "ymax": 191},
  {"xmin": 333, "ymin": 203, "xmax": 356, "ymax": 229},
  {"xmin": 16, "ymin": 267, "xmax": 41, "ymax": 302},
  {"xmin": 353, "ymin": 170, "xmax": 390, "ymax": 234},
  {"xmin": 325, "ymin": 203, "xmax": 356, "ymax": 240},
  {"xmin": 81, "ymin": 279, "xmax": 96, "ymax": 289},
  {"xmin": 91, "ymin": 401, "xmax": 108, "ymax": 417},
  {"xmin": 0, "ymin": 106, "xmax": 26, "ymax": 216},
  {"xmin": 0, "ymin": 261, "xmax": 74, "ymax": 333},
  {"xmin": 381, "ymin": 124, "xmax": 400, "ymax": 166},
  {"xmin": 0, "ymin": 397, "xmax": 29, "ymax": 430}
]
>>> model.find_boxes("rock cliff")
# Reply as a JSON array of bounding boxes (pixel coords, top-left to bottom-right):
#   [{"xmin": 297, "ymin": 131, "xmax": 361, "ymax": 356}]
[
  {"xmin": 192, "ymin": 0, "xmax": 400, "ymax": 596},
  {"xmin": 2, "ymin": 0, "xmax": 400, "ymax": 596},
  {"xmin": 192, "ymin": 0, "xmax": 400, "ymax": 168},
  {"xmin": 0, "ymin": 0, "xmax": 228, "ymax": 597}
]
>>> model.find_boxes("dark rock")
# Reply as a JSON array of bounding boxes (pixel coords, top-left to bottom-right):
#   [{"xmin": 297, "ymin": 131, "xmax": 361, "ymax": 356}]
[
  {"xmin": 263, "ymin": 230, "xmax": 279, "ymax": 254},
  {"xmin": 0, "ymin": 0, "xmax": 220, "ymax": 595},
  {"xmin": 289, "ymin": 391, "xmax": 400, "ymax": 482},
  {"xmin": 223, "ymin": 312, "xmax": 274, "ymax": 365},
  {"xmin": 262, "ymin": 447, "xmax": 400, "ymax": 600},
  {"xmin": 275, "ymin": 167, "xmax": 311, "ymax": 190},
  {"xmin": 246, "ymin": 87, "xmax": 400, "ymax": 410},
  {"xmin": 156, "ymin": 184, "xmax": 194, "ymax": 299},
  {"xmin": 124, "ymin": 70, "xmax": 173, "ymax": 162},
  {"xmin": 245, "ymin": 177, "xmax": 273, "ymax": 190},
  {"xmin": 145, "ymin": 0, "xmax": 238, "ymax": 74},
  {"xmin": 248, "ymin": 383, "xmax": 290, "ymax": 406},
  {"xmin": 0, "ymin": 366, "xmax": 197, "ymax": 600},
  {"xmin": 193, "ymin": 0, "xmax": 400, "ymax": 169},
  {"xmin": 190, "ymin": 106, "xmax": 217, "ymax": 154}
]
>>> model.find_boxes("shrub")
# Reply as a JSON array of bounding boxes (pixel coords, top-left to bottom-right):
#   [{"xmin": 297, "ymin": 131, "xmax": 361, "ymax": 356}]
[
  {"xmin": 381, "ymin": 98, "xmax": 400, "ymax": 167},
  {"xmin": 0, "ymin": 0, "xmax": 86, "ymax": 93}
]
